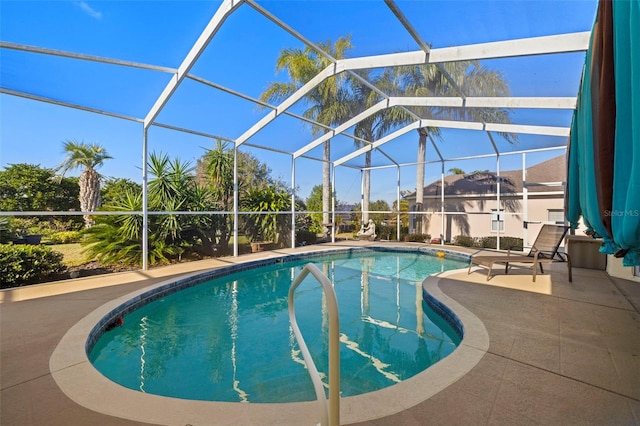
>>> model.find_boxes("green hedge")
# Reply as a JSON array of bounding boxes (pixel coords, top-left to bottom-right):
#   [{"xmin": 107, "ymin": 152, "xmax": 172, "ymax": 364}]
[
  {"xmin": 403, "ymin": 233, "xmax": 431, "ymax": 242},
  {"xmin": 452, "ymin": 235, "xmax": 524, "ymax": 251},
  {"xmin": 453, "ymin": 235, "xmax": 475, "ymax": 247},
  {"xmin": 0, "ymin": 244, "xmax": 65, "ymax": 288},
  {"xmin": 376, "ymin": 224, "xmax": 409, "ymax": 241},
  {"xmin": 478, "ymin": 236, "xmax": 524, "ymax": 251},
  {"xmin": 296, "ymin": 229, "xmax": 317, "ymax": 246}
]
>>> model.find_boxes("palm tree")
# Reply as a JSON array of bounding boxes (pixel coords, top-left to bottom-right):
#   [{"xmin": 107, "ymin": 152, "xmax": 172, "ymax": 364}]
[
  {"xmin": 202, "ymin": 141, "xmax": 234, "ymax": 207},
  {"xmin": 347, "ymin": 72, "xmax": 384, "ymax": 223},
  {"xmin": 348, "ymin": 73, "xmax": 377, "ymax": 223},
  {"xmin": 394, "ymin": 60, "xmax": 517, "ymax": 234},
  {"xmin": 260, "ymin": 36, "xmax": 353, "ymax": 231},
  {"xmin": 147, "ymin": 152, "xmax": 195, "ymax": 242},
  {"xmin": 57, "ymin": 140, "xmax": 112, "ymax": 228},
  {"xmin": 348, "ymin": 69, "xmax": 409, "ymax": 223},
  {"xmin": 201, "ymin": 141, "xmax": 234, "ymax": 251}
]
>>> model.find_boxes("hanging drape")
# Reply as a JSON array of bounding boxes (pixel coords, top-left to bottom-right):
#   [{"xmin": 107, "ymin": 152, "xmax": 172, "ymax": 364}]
[
  {"xmin": 567, "ymin": 0, "xmax": 639, "ymax": 266},
  {"xmin": 611, "ymin": 0, "xmax": 640, "ymax": 266}
]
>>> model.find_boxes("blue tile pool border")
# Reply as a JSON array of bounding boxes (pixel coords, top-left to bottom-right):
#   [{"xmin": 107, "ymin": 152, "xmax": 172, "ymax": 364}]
[{"xmin": 86, "ymin": 247, "xmax": 471, "ymax": 354}]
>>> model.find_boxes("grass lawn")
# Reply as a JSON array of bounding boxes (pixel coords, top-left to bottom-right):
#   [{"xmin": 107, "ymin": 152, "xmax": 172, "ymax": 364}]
[
  {"xmin": 49, "ymin": 243, "xmax": 87, "ymax": 267},
  {"xmin": 47, "ymin": 234, "xmax": 361, "ymax": 268}
]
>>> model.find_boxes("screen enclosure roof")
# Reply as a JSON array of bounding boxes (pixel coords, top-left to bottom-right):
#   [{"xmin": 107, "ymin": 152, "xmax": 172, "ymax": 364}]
[{"xmin": 0, "ymin": 0, "xmax": 598, "ymax": 170}]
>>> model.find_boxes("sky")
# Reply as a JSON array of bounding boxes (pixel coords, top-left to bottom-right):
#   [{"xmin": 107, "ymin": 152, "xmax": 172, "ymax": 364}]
[{"xmin": 0, "ymin": 0, "xmax": 598, "ymax": 205}]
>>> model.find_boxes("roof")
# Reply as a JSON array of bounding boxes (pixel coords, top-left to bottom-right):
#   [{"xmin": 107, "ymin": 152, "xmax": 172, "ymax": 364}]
[{"xmin": 405, "ymin": 155, "xmax": 566, "ymax": 200}]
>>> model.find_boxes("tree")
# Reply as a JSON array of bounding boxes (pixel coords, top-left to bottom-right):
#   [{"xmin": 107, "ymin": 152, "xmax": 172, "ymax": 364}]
[
  {"xmin": 84, "ymin": 151, "xmax": 218, "ymax": 265},
  {"xmin": 392, "ymin": 61, "xmax": 517, "ymax": 234},
  {"xmin": 260, "ymin": 36, "xmax": 353, "ymax": 231},
  {"xmin": 306, "ymin": 184, "xmax": 326, "ymax": 233},
  {"xmin": 197, "ymin": 141, "xmax": 238, "ymax": 251},
  {"xmin": 242, "ymin": 185, "xmax": 292, "ymax": 246},
  {"xmin": 82, "ymin": 188, "xmax": 181, "ymax": 266},
  {"xmin": 196, "ymin": 141, "xmax": 283, "ymax": 251},
  {"xmin": 351, "ymin": 200, "xmax": 390, "ymax": 225},
  {"xmin": 347, "ymin": 69, "xmax": 405, "ymax": 222},
  {"xmin": 101, "ymin": 177, "xmax": 142, "ymax": 205},
  {"xmin": 448, "ymin": 167, "xmax": 465, "ymax": 175},
  {"xmin": 0, "ymin": 163, "xmax": 82, "ymax": 233},
  {"xmin": 0, "ymin": 163, "xmax": 79, "ymax": 212},
  {"xmin": 392, "ymin": 198, "xmax": 410, "ymax": 228},
  {"xmin": 369, "ymin": 200, "xmax": 391, "ymax": 223},
  {"xmin": 56, "ymin": 140, "xmax": 112, "ymax": 228},
  {"xmin": 196, "ymin": 141, "xmax": 273, "ymax": 198},
  {"xmin": 235, "ymin": 149, "xmax": 272, "ymax": 192}
]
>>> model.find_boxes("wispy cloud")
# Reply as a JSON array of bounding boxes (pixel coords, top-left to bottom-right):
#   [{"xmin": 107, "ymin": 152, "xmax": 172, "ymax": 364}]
[{"xmin": 76, "ymin": 1, "xmax": 103, "ymax": 20}]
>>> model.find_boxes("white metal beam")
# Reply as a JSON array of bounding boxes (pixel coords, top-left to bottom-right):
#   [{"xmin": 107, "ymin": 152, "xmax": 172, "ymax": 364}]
[
  {"xmin": 464, "ymin": 97, "xmax": 576, "ymax": 109},
  {"xmin": 392, "ymin": 96, "xmax": 576, "ymax": 109},
  {"xmin": 233, "ymin": 31, "xmax": 588, "ymax": 149},
  {"xmin": 340, "ymin": 32, "xmax": 590, "ymax": 72},
  {"xmin": 332, "ymin": 118, "xmax": 568, "ymax": 166},
  {"xmin": 297, "ymin": 96, "xmax": 574, "ymax": 159},
  {"xmin": 390, "ymin": 97, "xmax": 464, "ymax": 108},
  {"xmin": 293, "ymin": 99, "xmax": 388, "ymax": 158},
  {"xmin": 236, "ymin": 65, "xmax": 336, "ymax": 146},
  {"xmin": 419, "ymin": 118, "xmax": 484, "ymax": 131},
  {"xmin": 143, "ymin": 0, "xmax": 243, "ymax": 128},
  {"xmin": 430, "ymin": 32, "xmax": 590, "ymax": 62},
  {"xmin": 0, "ymin": 41, "xmax": 177, "ymax": 74},
  {"xmin": 334, "ymin": 121, "xmax": 421, "ymax": 166},
  {"xmin": 0, "ymin": 88, "xmax": 144, "ymax": 122},
  {"xmin": 485, "ymin": 122, "xmax": 569, "ymax": 136},
  {"xmin": 428, "ymin": 133, "xmax": 444, "ymax": 162}
]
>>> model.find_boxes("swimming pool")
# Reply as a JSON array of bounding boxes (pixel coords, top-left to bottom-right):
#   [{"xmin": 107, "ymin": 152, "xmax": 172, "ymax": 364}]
[{"xmin": 88, "ymin": 248, "xmax": 467, "ymax": 403}]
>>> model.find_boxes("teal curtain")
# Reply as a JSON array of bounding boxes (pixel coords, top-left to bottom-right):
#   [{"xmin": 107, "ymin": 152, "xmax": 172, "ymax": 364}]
[
  {"xmin": 565, "ymin": 116, "xmax": 582, "ymax": 228},
  {"xmin": 567, "ymin": 0, "xmax": 640, "ymax": 266},
  {"xmin": 571, "ymin": 13, "xmax": 616, "ymax": 251},
  {"xmin": 612, "ymin": 0, "xmax": 640, "ymax": 266}
]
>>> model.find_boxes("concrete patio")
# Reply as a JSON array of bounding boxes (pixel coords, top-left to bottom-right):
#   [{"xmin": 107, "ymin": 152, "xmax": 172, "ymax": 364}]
[{"xmin": 1, "ymin": 242, "xmax": 639, "ymax": 425}]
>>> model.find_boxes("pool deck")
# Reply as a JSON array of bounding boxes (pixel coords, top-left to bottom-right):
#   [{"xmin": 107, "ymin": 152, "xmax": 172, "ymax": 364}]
[{"xmin": 1, "ymin": 241, "xmax": 639, "ymax": 425}]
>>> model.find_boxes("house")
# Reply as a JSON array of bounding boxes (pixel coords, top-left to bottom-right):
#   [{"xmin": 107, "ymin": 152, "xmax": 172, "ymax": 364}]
[{"xmin": 404, "ymin": 155, "xmax": 567, "ymax": 246}]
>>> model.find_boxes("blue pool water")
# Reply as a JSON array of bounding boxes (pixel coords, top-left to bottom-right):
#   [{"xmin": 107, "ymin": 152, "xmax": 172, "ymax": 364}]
[{"xmin": 89, "ymin": 250, "xmax": 466, "ymax": 403}]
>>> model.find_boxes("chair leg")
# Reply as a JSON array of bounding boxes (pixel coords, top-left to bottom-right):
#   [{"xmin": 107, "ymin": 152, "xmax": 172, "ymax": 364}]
[
  {"xmin": 532, "ymin": 261, "xmax": 537, "ymax": 282},
  {"xmin": 487, "ymin": 263, "xmax": 494, "ymax": 281},
  {"xmin": 566, "ymin": 253, "xmax": 573, "ymax": 282},
  {"xmin": 539, "ymin": 263, "xmax": 544, "ymax": 274},
  {"xmin": 504, "ymin": 262, "xmax": 510, "ymax": 274}
]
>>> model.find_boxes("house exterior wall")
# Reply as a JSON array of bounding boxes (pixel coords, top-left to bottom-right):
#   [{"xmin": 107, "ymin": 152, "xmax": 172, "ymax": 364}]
[
  {"xmin": 410, "ymin": 194, "xmax": 564, "ymax": 247},
  {"xmin": 404, "ymin": 155, "xmax": 568, "ymax": 247}
]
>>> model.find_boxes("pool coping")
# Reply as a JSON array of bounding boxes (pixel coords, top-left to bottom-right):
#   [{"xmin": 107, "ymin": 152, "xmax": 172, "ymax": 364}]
[{"xmin": 49, "ymin": 247, "xmax": 489, "ymax": 425}]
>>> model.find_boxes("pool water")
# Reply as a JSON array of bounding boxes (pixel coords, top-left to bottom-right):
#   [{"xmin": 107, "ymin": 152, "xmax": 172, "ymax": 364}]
[{"xmin": 89, "ymin": 251, "xmax": 465, "ymax": 403}]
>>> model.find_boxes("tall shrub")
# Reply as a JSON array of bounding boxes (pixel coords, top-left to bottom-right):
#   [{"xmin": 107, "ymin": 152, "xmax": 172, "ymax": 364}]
[{"xmin": 0, "ymin": 244, "xmax": 64, "ymax": 288}]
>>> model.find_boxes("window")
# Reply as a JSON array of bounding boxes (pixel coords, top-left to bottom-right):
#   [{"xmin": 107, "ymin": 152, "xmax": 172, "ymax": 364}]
[
  {"xmin": 491, "ymin": 209, "xmax": 504, "ymax": 232},
  {"xmin": 548, "ymin": 209, "xmax": 565, "ymax": 223}
]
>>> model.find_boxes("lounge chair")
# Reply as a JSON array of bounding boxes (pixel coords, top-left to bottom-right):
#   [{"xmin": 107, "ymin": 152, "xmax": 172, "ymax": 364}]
[{"xmin": 468, "ymin": 224, "xmax": 572, "ymax": 282}]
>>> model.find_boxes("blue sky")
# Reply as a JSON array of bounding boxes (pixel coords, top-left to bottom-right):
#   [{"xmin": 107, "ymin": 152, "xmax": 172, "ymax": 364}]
[{"xmin": 0, "ymin": 0, "xmax": 598, "ymax": 204}]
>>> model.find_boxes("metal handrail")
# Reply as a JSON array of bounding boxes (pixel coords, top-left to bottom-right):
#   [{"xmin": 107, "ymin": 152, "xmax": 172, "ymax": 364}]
[{"xmin": 288, "ymin": 263, "xmax": 340, "ymax": 426}]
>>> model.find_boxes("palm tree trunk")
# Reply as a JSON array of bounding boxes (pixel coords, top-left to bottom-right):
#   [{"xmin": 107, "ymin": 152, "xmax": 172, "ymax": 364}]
[
  {"xmin": 363, "ymin": 150, "xmax": 371, "ymax": 222},
  {"xmin": 80, "ymin": 169, "xmax": 101, "ymax": 228},
  {"xmin": 415, "ymin": 129, "xmax": 427, "ymax": 234},
  {"xmin": 322, "ymin": 140, "xmax": 331, "ymax": 230}
]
